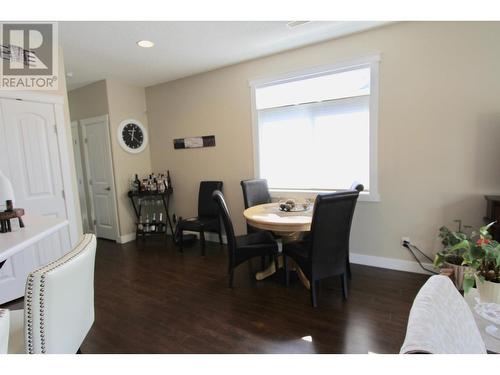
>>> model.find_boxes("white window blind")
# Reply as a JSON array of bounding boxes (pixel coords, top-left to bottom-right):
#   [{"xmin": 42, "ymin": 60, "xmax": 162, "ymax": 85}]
[{"xmin": 251, "ymin": 59, "xmax": 379, "ymax": 199}]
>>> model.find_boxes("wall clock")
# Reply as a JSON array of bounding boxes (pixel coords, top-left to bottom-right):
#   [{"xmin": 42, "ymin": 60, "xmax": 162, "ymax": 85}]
[{"xmin": 118, "ymin": 119, "xmax": 148, "ymax": 154}]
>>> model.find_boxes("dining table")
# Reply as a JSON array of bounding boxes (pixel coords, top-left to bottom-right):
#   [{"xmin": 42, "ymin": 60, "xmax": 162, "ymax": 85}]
[
  {"xmin": 0, "ymin": 215, "xmax": 69, "ymax": 271},
  {"xmin": 243, "ymin": 202, "xmax": 313, "ymax": 287}
]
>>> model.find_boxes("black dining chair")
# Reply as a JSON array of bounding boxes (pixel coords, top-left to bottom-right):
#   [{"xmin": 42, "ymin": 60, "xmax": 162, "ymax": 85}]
[
  {"xmin": 283, "ymin": 191, "xmax": 360, "ymax": 307},
  {"xmin": 346, "ymin": 181, "xmax": 364, "ymax": 279},
  {"xmin": 212, "ymin": 190, "xmax": 279, "ymax": 288},
  {"xmin": 177, "ymin": 181, "xmax": 223, "ymax": 256},
  {"xmin": 241, "ymin": 179, "xmax": 271, "ymax": 214},
  {"xmin": 350, "ymin": 181, "xmax": 364, "ymax": 192},
  {"xmin": 347, "ymin": 181, "xmax": 365, "ymax": 279},
  {"xmin": 240, "ymin": 179, "xmax": 273, "ymax": 269}
]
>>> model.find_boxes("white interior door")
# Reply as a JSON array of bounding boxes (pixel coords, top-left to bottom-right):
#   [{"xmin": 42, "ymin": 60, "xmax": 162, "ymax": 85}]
[
  {"xmin": 81, "ymin": 115, "xmax": 118, "ymax": 241},
  {"xmin": 0, "ymin": 97, "xmax": 72, "ymax": 303}
]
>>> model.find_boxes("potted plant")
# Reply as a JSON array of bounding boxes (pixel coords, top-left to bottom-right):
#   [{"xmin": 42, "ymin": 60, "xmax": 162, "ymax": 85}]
[
  {"xmin": 433, "ymin": 220, "xmax": 471, "ymax": 290},
  {"xmin": 449, "ymin": 222, "xmax": 500, "ymax": 303}
]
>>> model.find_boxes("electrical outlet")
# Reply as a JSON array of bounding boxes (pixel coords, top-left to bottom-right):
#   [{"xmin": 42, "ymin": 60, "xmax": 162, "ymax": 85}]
[{"xmin": 401, "ymin": 236, "xmax": 410, "ymax": 246}]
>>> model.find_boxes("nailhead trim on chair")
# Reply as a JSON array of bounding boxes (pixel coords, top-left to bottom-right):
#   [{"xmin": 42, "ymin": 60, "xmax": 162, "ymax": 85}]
[
  {"xmin": 26, "ymin": 277, "xmax": 34, "ymax": 353},
  {"xmin": 39, "ymin": 274, "xmax": 46, "ymax": 353},
  {"xmin": 24, "ymin": 235, "xmax": 93, "ymax": 354}
]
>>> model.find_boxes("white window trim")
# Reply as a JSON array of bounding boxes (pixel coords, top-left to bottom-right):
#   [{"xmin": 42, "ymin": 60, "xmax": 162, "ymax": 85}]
[{"xmin": 249, "ymin": 54, "xmax": 381, "ymax": 203}]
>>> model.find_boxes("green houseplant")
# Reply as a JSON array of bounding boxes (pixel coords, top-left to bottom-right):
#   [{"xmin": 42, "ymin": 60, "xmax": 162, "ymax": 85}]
[
  {"xmin": 433, "ymin": 220, "xmax": 471, "ymax": 290},
  {"xmin": 449, "ymin": 222, "xmax": 500, "ymax": 302}
]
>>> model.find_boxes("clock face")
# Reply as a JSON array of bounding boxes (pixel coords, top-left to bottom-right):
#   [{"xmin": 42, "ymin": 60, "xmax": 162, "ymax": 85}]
[
  {"xmin": 122, "ymin": 123, "xmax": 144, "ymax": 150},
  {"xmin": 118, "ymin": 119, "xmax": 148, "ymax": 153}
]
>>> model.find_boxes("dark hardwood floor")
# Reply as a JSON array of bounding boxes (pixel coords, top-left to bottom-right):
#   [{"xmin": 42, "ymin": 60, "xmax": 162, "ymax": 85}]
[{"xmin": 2, "ymin": 237, "xmax": 429, "ymax": 353}]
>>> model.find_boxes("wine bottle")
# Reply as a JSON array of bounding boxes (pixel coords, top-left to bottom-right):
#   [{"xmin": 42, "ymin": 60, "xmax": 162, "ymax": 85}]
[
  {"xmin": 145, "ymin": 214, "xmax": 150, "ymax": 232},
  {"xmin": 131, "ymin": 175, "xmax": 141, "ymax": 193},
  {"xmin": 151, "ymin": 213, "xmax": 157, "ymax": 232},
  {"xmin": 158, "ymin": 212, "xmax": 164, "ymax": 232},
  {"xmin": 134, "ymin": 174, "xmax": 140, "ymax": 193},
  {"xmin": 167, "ymin": 170, "xmax": 172, "ymax": 190}
]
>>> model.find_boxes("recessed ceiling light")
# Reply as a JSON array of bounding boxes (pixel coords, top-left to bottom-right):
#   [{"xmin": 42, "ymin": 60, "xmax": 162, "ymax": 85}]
[{"xmin": 137, "ymin": 40, "xmax": 154, "ymax": 48}]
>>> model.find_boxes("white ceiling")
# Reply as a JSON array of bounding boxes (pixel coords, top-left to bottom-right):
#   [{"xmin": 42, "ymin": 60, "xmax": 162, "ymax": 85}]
[{"xmin": 60, "ymin": 21, "xmax": 390, "ymax": 91}]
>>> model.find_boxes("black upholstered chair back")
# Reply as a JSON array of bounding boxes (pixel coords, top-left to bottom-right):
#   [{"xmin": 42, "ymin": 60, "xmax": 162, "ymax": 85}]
[
  {"xmin": 212, "ymin": 190, "xmax": 236, "ymax": 254},
  {"xmin": 240, "ymin": 179, "xmax": 271, "ymax": 209},
  {"xmin": 198, "ymin": 181, "xmax": 223, "ymax": 218},
  {"xmin": 349, "ymin": 181, "xmax": 364, "ymax": 192},
  {"xmin": 309, "ymin": 191, "xmax": 359, "ymax": 278}
]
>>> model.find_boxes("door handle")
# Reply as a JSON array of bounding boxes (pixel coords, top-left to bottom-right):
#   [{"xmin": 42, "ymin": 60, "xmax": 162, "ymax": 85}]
[{"xmin": 105, "ymin": 187, "xmax": 111, "ymax": 191}]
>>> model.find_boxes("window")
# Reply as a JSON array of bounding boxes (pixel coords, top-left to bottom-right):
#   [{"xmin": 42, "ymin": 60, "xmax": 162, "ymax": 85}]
[{"xmin": 250, "ymin": 55, "xmax": 380, "ymax": 201}]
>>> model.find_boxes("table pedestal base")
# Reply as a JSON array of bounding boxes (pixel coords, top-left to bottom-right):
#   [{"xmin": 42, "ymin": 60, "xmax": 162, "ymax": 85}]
[
  {"xmin": 254, "ymin": 231, "xmax": 310, "ymax": 289},
  {"xmin": 255, "ymin": 260, "xmax": 277, "ymax": 281},
  {"xmin": 255, "ymin": 257, "xmax": 310, "ymax": 289}
]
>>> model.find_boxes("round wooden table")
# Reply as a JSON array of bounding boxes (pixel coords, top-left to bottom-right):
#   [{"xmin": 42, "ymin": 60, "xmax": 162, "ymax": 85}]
[
  {"xmin": 243, "ymin": 202, "xmax": 312, "ymax": 234},
  {"xmin": 243, "ymin": 202, "xmax": 313, "ymax": 286}
]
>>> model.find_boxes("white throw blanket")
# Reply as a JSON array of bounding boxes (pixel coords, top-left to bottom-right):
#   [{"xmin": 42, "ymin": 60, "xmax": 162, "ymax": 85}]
[{"xmin": 400, "ymin": 275, "xmax": 486, "ymax": 354}]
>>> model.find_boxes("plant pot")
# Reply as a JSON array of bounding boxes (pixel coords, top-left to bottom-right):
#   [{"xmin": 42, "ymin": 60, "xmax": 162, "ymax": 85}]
[
  {"xmin": 475, "ymin": 274, "xmax": 500, "ymax": 304},
  {"xmin": 443, "ymin": 262, "xmax": 468, "ymax": 291}
]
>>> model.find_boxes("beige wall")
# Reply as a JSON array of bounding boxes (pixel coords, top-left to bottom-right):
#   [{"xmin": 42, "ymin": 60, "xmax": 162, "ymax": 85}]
[
  {"xmin": 146, "ymin": 21, "xmax": 500, "ymax": 264},
  {"xmin": 68, "ymin": 79, "xmax": 152, "ymax": 239},
  {"xmin": 67, "ymin": 80, "xmax": 108, "ymax": 121},
  {"xmin": 106, "ymin": 79, "xmax": 152, "ymax": 237}
]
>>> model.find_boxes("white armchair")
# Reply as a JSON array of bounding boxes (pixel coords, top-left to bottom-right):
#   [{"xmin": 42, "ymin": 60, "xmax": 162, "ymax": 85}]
[
  {"xmin": 400, "ymin": 275, "xmax": 486, "ymax": 354},
  {"xmin": 0, "ymin": 309, "xmax": 8, "ymax": 353},
  {"xmin": 7, "ymin": 234, "xmax": 97, "ymax": 354}
]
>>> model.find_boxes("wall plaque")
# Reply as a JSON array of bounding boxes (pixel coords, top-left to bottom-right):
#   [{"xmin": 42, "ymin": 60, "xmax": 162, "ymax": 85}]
[{"xmin": 174, "ymin": 135, "xmax": 216, "ymax": 149}]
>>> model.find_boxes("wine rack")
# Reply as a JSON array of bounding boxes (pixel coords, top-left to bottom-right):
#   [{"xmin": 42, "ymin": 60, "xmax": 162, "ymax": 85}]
[{"xmin": 128, "ymin": 188, "xmax": 174, "ymax": 241}]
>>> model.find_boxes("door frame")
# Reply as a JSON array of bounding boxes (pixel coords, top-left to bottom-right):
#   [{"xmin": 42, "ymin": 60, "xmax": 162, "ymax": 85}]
[
  {"xmin": 0, "ymin": 91, "xmax": 80, "ymax": 247},
  {"xmin": 79, "ymin": 114, "xmax": 120, "ymax": 241},
  {"xmin": 71, "ymin": 120, "xmax": 90, "ymax": 233}
]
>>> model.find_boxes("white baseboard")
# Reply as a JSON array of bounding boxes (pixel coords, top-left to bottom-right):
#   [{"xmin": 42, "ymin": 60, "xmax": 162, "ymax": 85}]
[
  {"xmin": 116, "ymin": 231, "xmax": 433, "ymax": 275},
  {"xmin": 202, "ymin": 233, "xmax": 434, "ymax": 275},
  {"xmin": 117, "ymin": 230, "xmax": 222, "ymax": 244},
  {"xmin": 349, "ymin": 252, "xmax": 434, "ymax": 275},
  {"xmin": 117, "ymin": 232, "xmax": 136, "ymax": 244},
  {"xmin": 204, "ymin": 232, "xmax": 227, "ymax": 243}
]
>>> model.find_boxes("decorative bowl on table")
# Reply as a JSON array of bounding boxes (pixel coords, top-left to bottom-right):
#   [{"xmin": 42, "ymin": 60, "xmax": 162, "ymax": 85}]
[{"xmin": 278, "ymin": 198, "xmax": 311, "ymax": 212}]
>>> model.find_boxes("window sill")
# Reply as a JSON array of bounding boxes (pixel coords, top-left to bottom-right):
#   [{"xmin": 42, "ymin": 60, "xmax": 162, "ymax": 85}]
[{"xmin": 269, "ymin": 189, "xmax": 380, "ymax": 203}]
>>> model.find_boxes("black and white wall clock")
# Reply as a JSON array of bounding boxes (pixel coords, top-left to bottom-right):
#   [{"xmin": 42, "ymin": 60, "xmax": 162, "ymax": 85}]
[{"xmin": 118, "ymin": 119, "xmax": 148, "ymax": 154}]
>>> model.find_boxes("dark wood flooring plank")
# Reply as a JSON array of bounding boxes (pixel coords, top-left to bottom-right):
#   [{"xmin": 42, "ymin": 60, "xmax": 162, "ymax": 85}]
[{"xmin": 1, "ymin": 237, "xmax": 428, "ymax": 353}]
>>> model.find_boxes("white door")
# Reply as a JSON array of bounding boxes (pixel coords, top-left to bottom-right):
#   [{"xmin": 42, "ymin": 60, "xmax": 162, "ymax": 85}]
[
  {"xmin": 0, "ymin": 98, "xmax": 72, "ymax": 303},
  {"xmin": 81, "ymin": 115, "xmax": 118, "ymax": 241}
]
